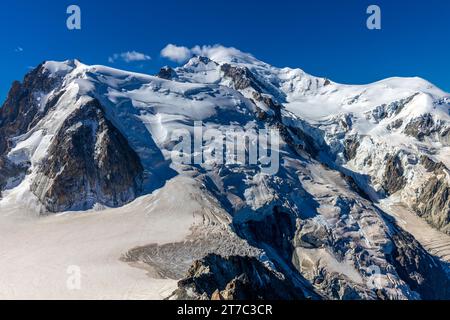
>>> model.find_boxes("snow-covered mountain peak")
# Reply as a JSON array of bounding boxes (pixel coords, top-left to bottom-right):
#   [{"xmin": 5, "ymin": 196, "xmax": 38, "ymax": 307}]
[
  {"xmin": 1, "ymin": 49, "xmax": 449, "ymax": 300},
  {"xmin": 194, "ymin": 45, "xmax": 265, "ymax": 67},
  {"xmin": 42, "ymin": 59, "xmax": 86, "ymax": 77}
]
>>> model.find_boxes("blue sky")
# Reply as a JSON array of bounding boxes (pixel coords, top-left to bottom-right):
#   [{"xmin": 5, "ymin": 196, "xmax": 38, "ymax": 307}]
[{"xmin": 1, "ymin": 0, "xmax": 449, "ymax": 102}]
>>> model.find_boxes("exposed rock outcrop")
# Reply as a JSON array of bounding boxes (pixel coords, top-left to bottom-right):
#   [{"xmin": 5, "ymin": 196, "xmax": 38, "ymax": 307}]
[
  {"xmin": 157, "ymin": 66, "xmax": 177, "ymax": 80},
  {"xmin": 251, "ymin": 91, "xmax": 282, "ymax": 122},
  {"xmin": 366, "ymin": 94, "xmax": 418, "ymax": 123},
  {"xmin": 220, "ymin": 63, "xmax": 275, "ymax": 95},
  {"xmin": 382, "ymin": 154, "xmax": 406, "ymax": 195},
  {"xmin": 234, "ymin": 206, "xmax": 297, "ymax": 261},
  {"xmin": 31, "ymin": 99, "xmax": 144, "ymax": 212},
  {"xmin": 420, "ymin": 155, "xmax": 446, "ymax": 173},
  {"xmin": 170, "ymin": 254, "xmax": 306, "ymax": 300},
  {"xmin": 403, "ymin": 113, "xmax": 449, "ymax": 145},
  {"xmin": 343, "ymin": 135, "xmax": 360, "ymax": 161},
  {"xmin": 0, "ymin": 63, "xmax": 70, "ymax": 198},
  {"xmin": 0, "ymin": 157, "xmax": 26, "ymax": 198},
  {"xmin": 387, "ymin": 225, "xmax": 450, "ymax": 299},
  {"xmin": 413, "ymin": 176, "xmax": 450, "ymax": 234},
  {"xmin": 404, "ymin": 113, "xmax": 436, "ymax": 141},
  {"xmin": 0, "ymin": 63, "xmax": 63, "ymax": 155},
  {"xmin": 279, "ymin": 124, "xmax": 319, "ymax": 158}
]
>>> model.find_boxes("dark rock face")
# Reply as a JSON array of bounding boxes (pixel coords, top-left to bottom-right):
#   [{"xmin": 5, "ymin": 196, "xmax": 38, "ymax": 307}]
[
  {"xmin": 404, "ymin": 113, "xmax": 439, "ymax": 141},
  {"xmin": 171, "ymin": 254, "xmax": 306, "ymax": 300},
  {"xmin": 304, "ymin": 269, "xmax": 374, "ymax": 300},
  {"xmin": 386, "ymin": 119, "xmax": 404, "ymax": 131},
  {"xmin": 340, "ymin": 173, "xmax": 371, "ymax": 200},
  {"xmin": 343, "ymin": 136, "xmax": 360, "ymax": 161},
  {"xmin": 221, "ymin": 63, "xmax": 271, "ymax": 93},
  {"xmin": 413, "ymin": 176, "xmax": 450, "ymax": 234},
  {"xmin": 0, "ymin": 63, "xmax": 66, "ymax": 197},
  {"xmin": 278, "ymin": 124, "xmax": 319, "ymax": 158},
  {"xmin": 0, "ymin": 63, "xmax": 62, "ymax": 155},
  {"xmin": 234, "ymin": 207, "xmax": 296, "ymax": 261},
  {"xmin": 382, "ymin": 154, "xmax": 406, "ymax": 195},
  {"xmin": 157, "ymin": 66, "xmax": 177, "ymax": 80},
  {"xmin": 368, "ymin": 94, "xmax": 418, "ymax": 123},
  {"xmin": 221, "ymin": 64, "xmax": 255, "ymax": 90},
  {"xmin": 420, "ymin": 155, "xmax": 446, "ymax": 173},
  {"xmin": 251, "ymin": 91, "xmax": 282, "ymax": 122},
  {"xmin": 31, "ymin": 99, "xmax": 144, "ymax": 212},
  {"xmin": 402, "ymin": 112, "xmax": 449, "ymax": 145},
  {"xmin": 387, "ymin": 226, "xmax": 450, "ymax": 299},
  {"xmin": 0, "ymin": 158, "xmax": 26, "ymax": 198}
]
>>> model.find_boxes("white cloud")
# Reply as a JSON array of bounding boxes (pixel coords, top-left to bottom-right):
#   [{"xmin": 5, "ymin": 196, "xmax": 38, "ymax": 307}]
[
  {"xmin": 14, "ymin": 47, "xmax": 24, "ymax": 53},
  {"xmin": 160, "ymin": 44, "xmax": 257, "ymax": 65},
  {"xmin": 108, "ymin": 51, "xmax": 151, "ymax": 63},
  {"xmin": 160, "ymin": 44, "xmax": 193, "ymax": 63}
]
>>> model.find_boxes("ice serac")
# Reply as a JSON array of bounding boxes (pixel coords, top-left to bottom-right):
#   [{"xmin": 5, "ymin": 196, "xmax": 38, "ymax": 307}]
[{"xmin": 31, "ymin": 98, "xmax": 144, "ymax": 212}]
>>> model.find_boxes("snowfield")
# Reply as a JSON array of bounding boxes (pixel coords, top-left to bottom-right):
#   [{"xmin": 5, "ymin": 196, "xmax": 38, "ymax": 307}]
[{"xmin": 0, "ymin": 176, "xmax": 227, "ymax": 299}]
